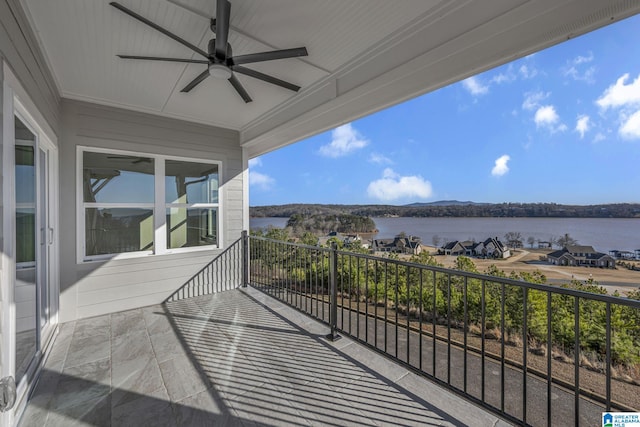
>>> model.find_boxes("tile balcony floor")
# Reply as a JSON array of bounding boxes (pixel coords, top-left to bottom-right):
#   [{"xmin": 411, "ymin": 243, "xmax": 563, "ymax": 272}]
[{"xmin": 19, "ymin": 286, "xmax": 511, "ymax": 426}]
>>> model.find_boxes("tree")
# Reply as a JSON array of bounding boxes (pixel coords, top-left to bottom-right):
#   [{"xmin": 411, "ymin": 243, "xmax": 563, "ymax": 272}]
[
  {"xmin": 527, "ymin": 236, "xmax": 536, "ymax": 248},
  {"xmin": 504, "ymin": 231, "xmax": 523, "ymax": 248},
  {"xmin": 300, "ymin": 232, "xmax": 318, "ymax": 246},
  {"xmin": 432, "ymin": 234, "xmax": 441, "ymax": 247},
  {"xmin": 264, "ymin": 226, "xmax": 290, "ymax": 242},
  {"xmin": 556, "ymin": 233, "xmax": 578, "ymax": 248}
]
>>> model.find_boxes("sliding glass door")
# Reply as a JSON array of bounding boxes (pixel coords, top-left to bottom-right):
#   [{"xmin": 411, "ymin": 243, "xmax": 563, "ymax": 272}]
[{"xmin": 14, "ymin": 115, "xmax": 55, "ymax": 389}]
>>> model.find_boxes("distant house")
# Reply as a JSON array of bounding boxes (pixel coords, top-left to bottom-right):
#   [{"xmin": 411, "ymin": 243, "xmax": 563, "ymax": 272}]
[
  {"xmin": 372, "ymin": 236, "xmax": 423, "ymax": 255},
  {"xmin": 474, "ymin": 237, "xmax": 511, "ymax": 259},
  {"xmin": 609, "ymin": 250, "xmax": 635, "ymax": 260},
  {"xmin": 318, "ymin": 231, "xmax": 362, "ymax": 247},
  {"xmin": 537, "ymin": 241, "xmax": 552, "ymax": 249},
  {"xmin": 547, "ymin": 245, "xmax": 615, "ymax": 268},
  {"xmin": 439, "ymin": 237, "xmax": 510, "ymax": 258},
  {"xmin": 439, "ymin": 240, "xmax": 468, "ymax": 256}
]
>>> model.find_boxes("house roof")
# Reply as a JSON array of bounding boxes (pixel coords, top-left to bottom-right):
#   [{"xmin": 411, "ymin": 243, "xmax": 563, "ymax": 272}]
[
  {"xmin": 566, "ymin": 245, "xmax": 597, "ymax": 254},
  {"xmin": 19, "ymin": 0, "xmax": 640, "ymax": 157},
  {"xmin": 547, "ymin": 249, "xmax": 569, "ymax": 259},
  {"xmin": 442, "ymin": 241, "xmax": 461, "ymax": 250}
]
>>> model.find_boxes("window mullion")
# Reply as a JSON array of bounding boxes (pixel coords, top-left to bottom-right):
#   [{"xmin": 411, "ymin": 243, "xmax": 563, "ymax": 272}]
[{"xmin": 155, "ymin": 158, "xmax": 166, "ymax": 254}]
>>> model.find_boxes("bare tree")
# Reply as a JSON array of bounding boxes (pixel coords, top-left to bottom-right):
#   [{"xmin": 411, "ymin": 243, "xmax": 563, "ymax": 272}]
[
  {"xmin": 432, "ymin": 234, "xmax": 441, "ymax": 247},
  {"xmin": 504, "ymin": 231, "xmax": 523, "ymax": 248},
  {"xmin": 527, "ymin": 236, "xmax": 536, "ymax": 248},
  {"xmin": 556, "ymin": 233, "xmax": 578, "ymax": 248}
]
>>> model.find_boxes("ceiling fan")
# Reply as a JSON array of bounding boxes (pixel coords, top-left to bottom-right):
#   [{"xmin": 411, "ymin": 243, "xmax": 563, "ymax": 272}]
[{"xmin": 110, "ymin": 0, "xmax": 308, "ymax": 103}]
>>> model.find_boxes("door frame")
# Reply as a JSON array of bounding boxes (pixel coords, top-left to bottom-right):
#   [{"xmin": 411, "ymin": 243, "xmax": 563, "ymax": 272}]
[{"xmin": 1, "ymin": 63, "xmax": 59, "ymax": 426}]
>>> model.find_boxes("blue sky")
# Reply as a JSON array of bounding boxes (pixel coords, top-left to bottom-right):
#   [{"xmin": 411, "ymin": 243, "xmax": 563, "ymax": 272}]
[{"xmin": 249, "ymin": 15, "xmax": 640, "ymax": 206}]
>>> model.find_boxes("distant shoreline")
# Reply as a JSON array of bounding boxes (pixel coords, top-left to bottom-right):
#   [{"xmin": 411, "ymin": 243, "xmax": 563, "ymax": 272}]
[{"xmin": 250, "ymin": 202, "xmax": 640, "ymax": 219}]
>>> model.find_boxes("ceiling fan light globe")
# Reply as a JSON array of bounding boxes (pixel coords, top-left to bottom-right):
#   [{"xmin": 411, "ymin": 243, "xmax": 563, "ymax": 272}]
[{"xmin": 209, "ymin": 63, "xmax": 232, "ymax": 79}]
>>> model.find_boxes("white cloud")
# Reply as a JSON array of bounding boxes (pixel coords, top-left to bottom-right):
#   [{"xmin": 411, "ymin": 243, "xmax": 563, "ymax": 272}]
[
  {"xmin": 249, "ymin": 171, "xmax": 275, "ymax": 190},
  {"xmin": 620, "ymin": 110, "xmax": 640, "ymax": 140},
  {"xmin": 563, "ymin": 52, "xmax": 596, "ymax": 83},
  {"xmin": 461, "ymin": 76, "xmax": 489, "ymax": 96},
  {"xmin": 367, "ymin": 168, "xmax": 433, "ymax": 202},
  {"xmin": 491, "ymin": 155, "xmax": 510, "ymax": 177},
  {"xmin": 248, "ymin": 157, "xmax": 262, "ymax": 168},
  {"xmin": 596, "ymin": 73, "xmax": 640, "ymax": 110},
  {"xmin": 519, "ymin": 64, "xmax": 538, "ymax": 79},
  {"xmin": 592, "ymin": 133, "xmax": 606, "ymax": 143},
  {"xmin": 522, "ymin": 91, "xmax": 549, "ymax": 111},
  {"xmin": 573, "ymin": 52, "xmax": 594, "ymax": 65},
  {"xmin": 369, "ymin": 152, "xmax": 393, "ymax": 165},
  {"xmin": 575, "ymin": 115, "xmax": 590, "ymax": 139},
  {"xmin": 534, "ymin": 105, "xmax": 567, "ymax": 133},
  {"xmin": 491, "ymin": 65, "xmax": 516, "ymax": 84},
  {"xmin": 534, "ymin": 105, "xmax": 559, "ymax": 126},
  {"xmin": 318, "ymin": 123, "xmax": 369, "ymax": 157},
  {"xmin": 565, "ymin": 66, "xmax": 596, "ymax": 83},
  {"xmin": 595, "ymin": 74, "xmax": 640, "ymax": 140}
]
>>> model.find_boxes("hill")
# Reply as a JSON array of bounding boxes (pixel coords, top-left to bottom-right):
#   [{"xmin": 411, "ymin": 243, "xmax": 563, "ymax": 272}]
[
  {"xmin": 250, "ymin": 202, "xmax": 640, "ymax": 219},
  {"xmin": 404, "ymin": 200, "xmax": 483, "ymax": 207}
]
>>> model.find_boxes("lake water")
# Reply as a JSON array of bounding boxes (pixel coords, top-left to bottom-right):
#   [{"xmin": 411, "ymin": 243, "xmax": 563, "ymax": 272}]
[{"xmin": 250, "ymin": 216, "xmax": 640, "ymax": 253}]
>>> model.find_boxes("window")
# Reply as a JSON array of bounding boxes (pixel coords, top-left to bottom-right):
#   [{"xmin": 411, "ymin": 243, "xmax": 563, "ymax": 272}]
[
  {"xmin": 165, "ymin": 160, "xmax": 219, "ymax": 249},
  {"xmin": 80, "ymin": 148, "xmax": 220, "ymax": 261}
]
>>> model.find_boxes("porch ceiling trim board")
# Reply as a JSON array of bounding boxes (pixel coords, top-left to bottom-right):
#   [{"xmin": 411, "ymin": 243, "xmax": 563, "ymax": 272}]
[{"xmin": 240, "ymin": 0, "xmax": 640, "ymax": 157}]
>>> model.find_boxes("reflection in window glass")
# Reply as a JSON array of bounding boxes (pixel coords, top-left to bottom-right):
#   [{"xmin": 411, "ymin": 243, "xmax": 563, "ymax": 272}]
[
  {"xmin": 166, "ymin": 208, "xmax": 217, "ymax": 249},
  {"xmin": 165, "ymin": 160, "xmax": 218, "ymax": 204},
  {"xmin": 16, "ymin": 145, "xmax": 35, "ymax": 204},
  {"xmin": 14, "ymin": 116, "xmax": 37, "ymax": 384},
  {"xmin": 16, "ymin": 145, "xmax": 36, "ymax": 264},
  {"xmin": 85, "ymin": 208, "xmax": 154, "ymax": 256},
  {"xmin": 16, "ymin": 208, "xmax": 35, "ymax": 264},
  {"xmin": 83, "ymin": 152, "xmax": 154, "ymax": 203}
]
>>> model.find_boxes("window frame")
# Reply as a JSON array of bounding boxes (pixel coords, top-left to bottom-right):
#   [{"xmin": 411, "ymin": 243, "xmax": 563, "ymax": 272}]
[{"xmin": 77, "ymin": 146, "xmax": 222, "ymax": 262}]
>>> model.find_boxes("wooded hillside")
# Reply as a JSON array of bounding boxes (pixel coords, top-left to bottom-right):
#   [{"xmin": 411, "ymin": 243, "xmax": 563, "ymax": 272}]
[
  {"xmin": 251, "ymin": 202, "xmax": 640, "ymax": 218},
  {"xmin": 286, "ymin": 214, "xmax": 376, "ymax": 234}
]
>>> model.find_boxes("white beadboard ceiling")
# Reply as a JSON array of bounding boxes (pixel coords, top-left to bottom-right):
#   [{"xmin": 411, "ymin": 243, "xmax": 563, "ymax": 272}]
[{"xmin": 20, "ymin": 0, "xmax": 640, "ymax": 157}]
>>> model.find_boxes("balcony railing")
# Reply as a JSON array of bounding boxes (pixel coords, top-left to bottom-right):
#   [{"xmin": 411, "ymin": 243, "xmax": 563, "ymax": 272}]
[
  {"xmin": 166, "ymin": 236, "xmax": 244, "ymax": 302},
  {"xmin": 247, "ymin": 235, "xmax": 640, "ymax": 427}
]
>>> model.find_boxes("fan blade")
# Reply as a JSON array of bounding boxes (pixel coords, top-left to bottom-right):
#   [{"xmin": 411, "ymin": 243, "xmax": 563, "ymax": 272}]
[
  {"xmin": 233, "ymin": 66, "xmax": 300, "ymax": 92},
  {"xmin": 215, "ymin": 0, "xmax": 231, "ymax": 60},
  {"xmin": 110, "ymin": 2, "xmax": 209, "ymax": 59},
  {"xmin": 228, "ymin": 75, "xmax": 252, "ymax": 103},
  {"xmin": 118, "ymin": 55, "xmax": 209, "ymax": 64},
  {"xmin": 180, "ymin": 69, "xmax": 210, "ymax": 93},
  {"xmin": 232, "ymin": 47, "xmax": 308, "ymax": 65}
]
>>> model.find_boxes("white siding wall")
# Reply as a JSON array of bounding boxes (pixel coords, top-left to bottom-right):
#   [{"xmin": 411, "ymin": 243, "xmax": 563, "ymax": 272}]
[
  {"xmin": 1, "ymin": 0, "xmax": 60, "ymax": 410},
  {"xmin": 0, "ymin": 0, "xmax": 60, "ymax": 135},
  {"xmin": 59, "ymin": 100, "xmax": 244, "ymax": 321},
  {"xmin": 0, "ymin": 53, "xmax": 4, "ymax": 387}
]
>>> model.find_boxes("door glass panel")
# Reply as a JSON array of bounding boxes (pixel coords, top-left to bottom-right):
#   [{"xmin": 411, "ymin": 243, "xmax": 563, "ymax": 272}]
[
  {"xmin": 39, "ymin": 149, "xmax": 50, "ymax": 329},
  {"xmin": 15, "ymin": 116, "xmax": 37, "ymax": 383}
]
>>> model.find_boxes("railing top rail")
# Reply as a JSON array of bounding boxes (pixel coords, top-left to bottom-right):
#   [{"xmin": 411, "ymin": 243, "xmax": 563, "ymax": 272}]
[
  {"xmin": 248, "ymin": 235, "xmax": 640, "ymax": 308},
  {"xmin": 249, "ymin": 234, "xmax": 333, "ymax": 253}
]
